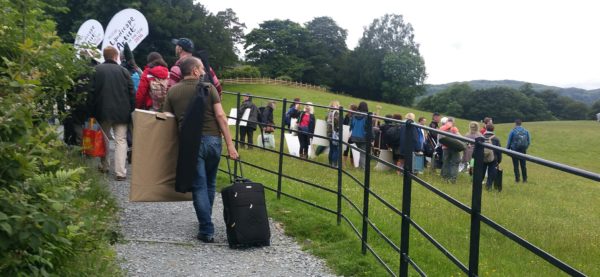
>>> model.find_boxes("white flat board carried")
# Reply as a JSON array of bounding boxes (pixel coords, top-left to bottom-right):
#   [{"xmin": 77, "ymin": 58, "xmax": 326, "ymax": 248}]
[
  {"xmin": 374, "ymin": 149, "xmax": 394, "ymax": 171},
  {"xmin": 312, "ymin": 119, "xmax": 329, "ymax": 147},
  {"xmin": 290, "ymin": 118, "xmax": 298, "ymax": 134},
  {"xmin": 284, "ymin": 133, "xmax": 300, "ymax": 157},
  {"xmin": 227, "ymin": 108, "xmax": 237, "ymax": 126},
  {"xmin": 239, "ymin": 108, "xmax": 250, "ymax": 127},
  {"xmin": 102, "ymin": 8, "xmax": 149, "ymax": 52},
  {"xmin": 342, "ymin": 125, "xmax": 351, "ymax": 151},
  {"xmin": 351, "ymin": 143, "xmax": 360, "ymax": 168}
]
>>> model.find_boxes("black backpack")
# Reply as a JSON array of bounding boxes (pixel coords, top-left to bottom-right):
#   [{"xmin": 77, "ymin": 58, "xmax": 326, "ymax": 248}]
[{"xmin": 385, "ymin": 125, "xmax": 402, "ymax": 147}]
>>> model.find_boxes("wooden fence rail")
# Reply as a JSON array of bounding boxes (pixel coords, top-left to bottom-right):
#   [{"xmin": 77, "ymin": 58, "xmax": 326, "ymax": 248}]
[{"xmin": 221, "ymin": 77, "xmax": 328, "ymax": 92}]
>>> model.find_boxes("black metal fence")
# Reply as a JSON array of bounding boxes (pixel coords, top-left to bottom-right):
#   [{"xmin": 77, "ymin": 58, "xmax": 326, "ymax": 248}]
[{"xmin": 221, "ymin": 91, "xmax": 600, "ymax": 276}]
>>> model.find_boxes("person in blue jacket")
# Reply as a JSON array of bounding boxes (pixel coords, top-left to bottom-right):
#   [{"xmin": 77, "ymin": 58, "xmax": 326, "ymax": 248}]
[
  {"xmin": 350, "ymin": 102, "xmax": 369, "ymax": 169},
  {"xmin": 506, "ymin": 119, "xmax": 531, "ymax": 183}
]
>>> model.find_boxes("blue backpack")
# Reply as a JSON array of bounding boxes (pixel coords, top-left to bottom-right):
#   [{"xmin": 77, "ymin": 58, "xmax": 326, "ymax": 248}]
[
  {"xmin": 285, "ymin": 106, "xmax": 295, "ymax": 126},
  {"xmin": 511, "ymin": 128, "xmax": 529, "ymax": 150}
]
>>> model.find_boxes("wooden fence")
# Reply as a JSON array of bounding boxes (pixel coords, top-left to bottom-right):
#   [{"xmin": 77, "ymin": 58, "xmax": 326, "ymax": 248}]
[{"xmin": 220, "ymin": 77, "xmax": 328, "ymax": 92}]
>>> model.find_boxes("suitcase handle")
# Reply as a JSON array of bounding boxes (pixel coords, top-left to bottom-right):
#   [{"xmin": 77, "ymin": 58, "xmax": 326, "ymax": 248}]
[{"xmin": 225, "ymin": 157, "xmax": 245, "ymax": 183}]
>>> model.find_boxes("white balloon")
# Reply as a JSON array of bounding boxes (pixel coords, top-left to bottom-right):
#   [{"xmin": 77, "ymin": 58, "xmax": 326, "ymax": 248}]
[{"xmin": 101, "ymin": 8, "xmax": 149, "ymax": 52}]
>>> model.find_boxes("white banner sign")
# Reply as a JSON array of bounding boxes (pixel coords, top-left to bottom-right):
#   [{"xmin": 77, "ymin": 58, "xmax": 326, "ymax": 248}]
[
  {"xmin": 102, "ymin": 8, "xmax": 149, "ymax": 52},
  {"xmin": 74, "ymin": 19, "xmax": 104, "ymax": 48},
  {"xmin": 227, "ymin": 108, "xmax": 238, "ymax": 125},
  {"xmin": 312, "ymin": 119, "xmax": 329, "ymax": 147}
]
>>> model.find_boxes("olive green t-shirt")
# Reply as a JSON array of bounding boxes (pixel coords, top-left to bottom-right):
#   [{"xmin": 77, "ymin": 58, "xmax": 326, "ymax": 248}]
[{"xmin": 163, "ymin": 79, "xmax": 221, "ymax": 136}]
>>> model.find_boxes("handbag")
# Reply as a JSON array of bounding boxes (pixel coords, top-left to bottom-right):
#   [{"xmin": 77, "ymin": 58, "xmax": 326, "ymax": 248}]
[{"xmin": 82, "ymin": 118, "xmax": 106, "ymax": 157}]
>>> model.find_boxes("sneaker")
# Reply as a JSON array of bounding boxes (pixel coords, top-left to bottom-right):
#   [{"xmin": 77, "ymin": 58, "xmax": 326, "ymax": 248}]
[{"xmin": 115, "ymin": 176, "xmax": 126, "ymax": 181}]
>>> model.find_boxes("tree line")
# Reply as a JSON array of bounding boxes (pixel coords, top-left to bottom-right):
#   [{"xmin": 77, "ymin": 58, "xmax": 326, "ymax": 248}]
[
  {"xmin": 417, "ymin": 83, "xmax": 600, "ymax": 123},
  {"xmin": 50, "ymin": 1, "xmax": 600, "ymax": 120},
  {"xmin": 50, "ymin": 1, "xmax": 427, "ymax": 106}
]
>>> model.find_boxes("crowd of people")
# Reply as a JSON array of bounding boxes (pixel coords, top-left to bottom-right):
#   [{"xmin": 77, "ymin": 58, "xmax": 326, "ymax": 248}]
[
  {"xmin": 272, "ymin": 100, "xmax": 532, "ymax": 190},
  {"xmin": 65, "ymin": 38, "xmax": 238, "ymax": 243},
  {"xmin": 63, "ymin": 37, "xmax": 532, "ymax": 243}
]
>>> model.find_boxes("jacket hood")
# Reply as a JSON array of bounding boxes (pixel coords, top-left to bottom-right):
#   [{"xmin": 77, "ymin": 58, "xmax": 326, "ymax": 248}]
[
  {"xmin": 148, "ymin": 65, "xmax": 169, "ymax": 79},
  {"xmin": 353, "ymin": 114, "xmax": 366, "ymax": 120}
]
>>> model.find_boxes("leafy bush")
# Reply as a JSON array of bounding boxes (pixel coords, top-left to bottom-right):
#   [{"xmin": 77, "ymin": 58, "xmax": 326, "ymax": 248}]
[
  {"xmin": 220, "ymin": 65, "xmax": 262, "ymax": 79},
  {"xmin": 276, "ymin": 75, "xmax": 293, "ymax": 82},
  {"xmin": 0, "ymin": 0, "xmax": 121, "ymax": 275}
]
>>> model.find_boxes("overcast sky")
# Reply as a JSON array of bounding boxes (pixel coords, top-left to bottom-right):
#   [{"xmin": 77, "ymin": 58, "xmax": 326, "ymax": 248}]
[{"xmin": 199, "ymin": 0, "xmax": 600, "ymax": 89}]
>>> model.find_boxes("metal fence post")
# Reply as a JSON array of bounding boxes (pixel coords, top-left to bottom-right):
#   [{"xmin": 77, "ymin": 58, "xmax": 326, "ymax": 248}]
[
  {"xmin": 336, "ymin": 107, "xmax": 344, "ymax": 226},
  {"xmin": 234, "ymin": 92, "xmax": 241, "ymax": 177},
  {"xmin": 399, "ymin": 119, "xmax": 416, "ymax": 276},
  {"xmin": 361, "ymin": 112, "xmax": 373, "ymax": 254},
  {"xmin": 277, "ymin": 98, "xmax": 287, "ymax": 200},
  {"xmin": 468, "ymin": 137, "xmax": 485, "ymax": 276}
]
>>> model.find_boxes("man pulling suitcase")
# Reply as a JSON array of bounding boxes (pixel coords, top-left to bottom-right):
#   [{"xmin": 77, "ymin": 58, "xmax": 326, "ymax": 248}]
[
  {"xmin": 222, "ymin": 159, "xmax": 271, "ymax": 248},
  {"xmin": 162, "ymin": 57, "xmax": 238, "ymax": 243}
]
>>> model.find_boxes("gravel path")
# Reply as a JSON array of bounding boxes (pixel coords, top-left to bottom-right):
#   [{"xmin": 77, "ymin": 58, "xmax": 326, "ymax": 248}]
[{"xmin": 105, "ymin": 145, "xmax": 336, "ymax": 276}]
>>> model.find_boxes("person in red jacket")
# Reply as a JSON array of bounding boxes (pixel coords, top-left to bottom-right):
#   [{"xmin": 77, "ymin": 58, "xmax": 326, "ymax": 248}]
[{"xmin": 135, "ymin": 52, "xmax": 169, "ymax": 110}]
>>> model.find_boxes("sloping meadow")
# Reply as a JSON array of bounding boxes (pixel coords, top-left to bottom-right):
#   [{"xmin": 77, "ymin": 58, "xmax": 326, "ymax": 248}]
[{"xmin": 217, "ymin": 83, "xmax": 600, "ymax": 276}]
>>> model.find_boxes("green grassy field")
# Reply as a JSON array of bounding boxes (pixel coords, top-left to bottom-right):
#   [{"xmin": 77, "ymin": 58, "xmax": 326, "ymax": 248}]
[{"xmin": 217, "ymin": 84, "xmax": 600, "ymax": 276}]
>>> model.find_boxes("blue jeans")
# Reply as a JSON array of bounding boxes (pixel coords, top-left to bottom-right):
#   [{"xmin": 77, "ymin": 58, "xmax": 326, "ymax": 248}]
[
  {"xmin": 329, "ymin": 143, "xmax": 339, "ymax": 167},
  {"xmin": 192, "ymin": 135, "xmax": 222, "ymax": 238}
]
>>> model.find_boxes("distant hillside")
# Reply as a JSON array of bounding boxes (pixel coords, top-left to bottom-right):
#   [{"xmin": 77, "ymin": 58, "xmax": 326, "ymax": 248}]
[{"xmin": 424, "ymin": 80, "xmax": 600, "ymax": 104}]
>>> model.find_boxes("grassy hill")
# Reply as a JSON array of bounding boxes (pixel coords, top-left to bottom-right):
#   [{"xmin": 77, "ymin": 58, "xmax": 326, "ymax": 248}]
[
  {"xmin": 424, "ymin": 80, "xmax": 600, "ymax": 104},
  {"xmin": 217, "ymin": 83, "xmax": 600, "ymax": 276}
]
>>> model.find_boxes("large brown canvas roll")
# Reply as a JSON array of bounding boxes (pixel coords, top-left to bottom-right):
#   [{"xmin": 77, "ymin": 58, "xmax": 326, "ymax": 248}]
[{"xmin": 130, "ymin": 109, "xmax": 192, "ymax": 202}]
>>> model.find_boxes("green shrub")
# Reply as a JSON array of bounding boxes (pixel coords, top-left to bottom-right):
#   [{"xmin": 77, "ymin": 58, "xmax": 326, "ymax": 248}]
[
  {"xmin": 276, "ymin": 75, "xmax": 293, "ymax": 82},
  {"xmin": 0, "ymin": 0, "xmax": 121, "ymax": 275},
  {"xmin": 221, "ymin": 65, "xmax": 262, "ymax": 78}
]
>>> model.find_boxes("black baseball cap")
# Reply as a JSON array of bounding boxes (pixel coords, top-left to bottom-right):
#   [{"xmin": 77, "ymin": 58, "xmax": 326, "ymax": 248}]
[{"xmin": 171, "ymin": 38, "xmax": 194, "ymax": 53}]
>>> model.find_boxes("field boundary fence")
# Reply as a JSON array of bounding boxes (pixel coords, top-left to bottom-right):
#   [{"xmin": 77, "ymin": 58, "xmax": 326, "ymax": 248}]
[
  {"xmin": 221, "ymin": 77, "xmax": 328, "ymax": 92},
  {"xmin": 220, "ymin": 91, "xmax": 600, "ymax": 276}
]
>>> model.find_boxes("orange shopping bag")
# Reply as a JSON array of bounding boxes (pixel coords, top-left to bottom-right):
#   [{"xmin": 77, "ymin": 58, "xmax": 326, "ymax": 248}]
[{"xmin": 82, "ymin": 118, "xmax": 106, "ymax": 157}]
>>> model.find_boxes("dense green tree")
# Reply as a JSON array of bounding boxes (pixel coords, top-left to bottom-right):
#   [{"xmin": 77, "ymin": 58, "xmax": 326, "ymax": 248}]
[
  {"xmin": 216, "ymin": 8, "xmax": 246, "ymax": 56},
  {"xmin": 244, "ymin": 19, "xmax": 310, "ymax": 79},
  {"xmin": 381, "ymin": 51, "xmax": 426, "ymax": 105},
  {"xmin": 336, "ymin": 14, "xmax": 426, "ymax": 103},
  {"xmin": 49, "ymin": 0, "xmax": 240, "ymax": 71},
  {"xmin": 303, "ymin": 17, "xmax": 348, "ymax": 87},
  {"xmin": 418, "ymin": 85, "xmax": 559, "ymax": 123},
  {"xmin": 417, "ymin": 83, "xmax": 473, "ymax": 113}
]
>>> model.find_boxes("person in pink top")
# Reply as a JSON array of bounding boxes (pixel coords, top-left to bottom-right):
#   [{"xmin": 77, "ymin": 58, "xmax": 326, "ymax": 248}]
[{"xmin": 439, "ymin": 117, "xmax": 461, "ymax": 183}]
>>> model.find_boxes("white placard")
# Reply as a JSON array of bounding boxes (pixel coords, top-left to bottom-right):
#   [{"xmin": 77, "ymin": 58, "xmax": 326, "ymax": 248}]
[
  {"xmin": 374, "ymin": 149, "xmax": 394, "ymax": 171},
  {"xmin": 312, "ymin": 119, "xmax": 329, "ymax": 147},
  {"xmin": 290, "ymin": 118, "xmax": 298, "ymax": 134},
  {"xmin": 227, "ymin": 108, "xmax": 237, "ymax": 125},
  {"xmin": 342, "ymin": 125, "xmax": 351, "ymax": 152},
  {"xmin": 239, "ymin": 108, "xmax": 250, "ymax": 127},
  {"xmin": 74, "ymin": 19, "xmax": 104, "ymax": 48},
  {"xmin": 351, "ymin": 143, "xmax": 360, "ymax": 168},
  {"xmin": 284, "ymin": 133, "xmax": 300, "ymax": 157},
  {"xmin": 102, "ymin": 8, "xmax": 149, "ymax": 52}
]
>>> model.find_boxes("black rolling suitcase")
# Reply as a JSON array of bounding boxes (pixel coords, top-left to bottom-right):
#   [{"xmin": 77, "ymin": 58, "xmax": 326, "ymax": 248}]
[{"xmin": 222, "ymin": 159, "xmax": 271, "ymax": 248}]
